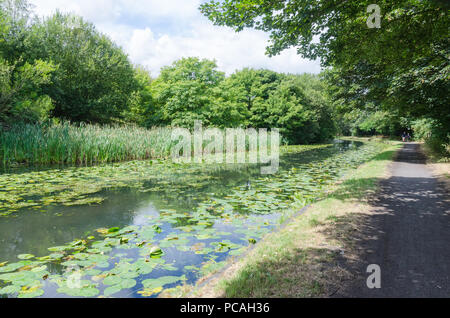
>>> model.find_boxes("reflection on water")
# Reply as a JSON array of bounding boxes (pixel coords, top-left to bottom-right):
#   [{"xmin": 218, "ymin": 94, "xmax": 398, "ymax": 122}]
[
  {"xmin": 0, "ymin": 140, "xmax": 369, "ymax": 298},
  {"xmin": 0, "ymin": 142, "xmax": 357, "ymax": 262}
]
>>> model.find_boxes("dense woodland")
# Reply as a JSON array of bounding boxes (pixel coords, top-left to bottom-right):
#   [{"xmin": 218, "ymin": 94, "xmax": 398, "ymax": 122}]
[{"xmin": 1, "ymin": 0, "xmax": 449, "ymax": 162}]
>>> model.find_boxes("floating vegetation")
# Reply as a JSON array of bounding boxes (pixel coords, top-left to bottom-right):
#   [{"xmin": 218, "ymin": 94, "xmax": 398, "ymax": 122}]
[
  {"xmin": 0, "ymin": 144, "xmax": 329, "ymax": 216},
  {"xmin": 0, "ymin": 140, "xmax": 389, "ymax": 298}
]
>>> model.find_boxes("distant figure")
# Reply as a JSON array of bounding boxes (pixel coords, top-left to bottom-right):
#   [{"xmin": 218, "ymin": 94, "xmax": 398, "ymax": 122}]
[
  {"xmin": 407, "ymin": 133, "xmax": 411, "ymax": 142},
  {"xmin": 402, "ymin": 132, "xmax": 407, "ymax": 142}
]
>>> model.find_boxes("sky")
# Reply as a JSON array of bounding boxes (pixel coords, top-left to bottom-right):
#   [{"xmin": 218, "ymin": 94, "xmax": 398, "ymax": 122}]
[{"xmin": 28, "ymin": 0, "xmax": 322, "ymax": 76}]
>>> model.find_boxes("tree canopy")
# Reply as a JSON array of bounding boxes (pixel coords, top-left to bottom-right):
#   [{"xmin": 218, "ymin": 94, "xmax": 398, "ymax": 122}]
[
  {"xmin": 201, "ymin": 0, "xmax": 449, "ymax": 153},
  {"xmin": 25, "ymin": 12, "xmax": 138, "ymax": 123},
  {"xmin": 0, "ymin": 0, "xmax": 139, "ymax": 124}
]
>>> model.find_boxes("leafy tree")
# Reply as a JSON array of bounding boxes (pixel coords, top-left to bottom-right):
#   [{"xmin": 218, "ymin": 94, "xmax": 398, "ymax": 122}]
[
  {"xmin": 411, "ymin": 118, "xmax": 449, "ymax": 156},
  {"xmin": 0, "ymin": 0, "xmax": 33, "ymax": 62},
  {"xmin": 122, "ymin": 66, "xmax": 157, "ymax": 127},
  {"xmin": 207, "ymin": 81, "xmax": 249, "ymax": 128},
  {"xmin": 200, "ymin": 1, "xmax": 448, "ymax": 68},
  {"xmin": 0, "ymin": 0, "xmax": 55, "ymax": 123},
  {"xmin": 222, "ymin": 69, "xmax": 284, "ymax": 128},
  {"xmin": 264, "ymin": 74, "xmax": 336, "ymax": 144},
  {"xmin": 219, "ymin": 69, "xmax": 335, "ymax": 143},
  {"xmin": 201, "ymin": 0, "xmax": 449, "ymax": 149},
  {"xmin": 24, "ymin": 12, "xmax": 138, "ymax": 123},
  {"xmin": 0, "ymin": 57, "xmax": 55, "ymax": 122},
  {"xmin": 150, "ymin": 57, "xmax": 226, "ymax": 127}
]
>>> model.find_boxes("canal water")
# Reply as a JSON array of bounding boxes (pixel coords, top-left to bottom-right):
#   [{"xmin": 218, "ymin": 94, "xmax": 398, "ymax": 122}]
[{"xmin": 0, "ymin": 140, "xmax": 380, "ymax": 298}]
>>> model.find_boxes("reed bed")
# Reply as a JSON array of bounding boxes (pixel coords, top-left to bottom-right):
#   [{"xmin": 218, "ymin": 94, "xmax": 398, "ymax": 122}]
[{"xmin": 0, "ymin": 122, "xmax": 175, "ymax": 166}]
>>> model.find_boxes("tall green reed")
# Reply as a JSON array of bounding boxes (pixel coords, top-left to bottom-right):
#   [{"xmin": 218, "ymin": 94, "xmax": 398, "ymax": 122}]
[{"xmin": 0, "ymin": 122, "xmax": 175, "ymax": 167}]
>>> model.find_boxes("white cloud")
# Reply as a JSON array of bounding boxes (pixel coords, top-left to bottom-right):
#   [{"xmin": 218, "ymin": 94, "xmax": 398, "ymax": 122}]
[
  {"xmin": 29, "ymin": 0, "xmax": 322, "ymax": 76},
  {"xmin": 30, "ymin": 0, "xmax": 201, "ymax": 25}
]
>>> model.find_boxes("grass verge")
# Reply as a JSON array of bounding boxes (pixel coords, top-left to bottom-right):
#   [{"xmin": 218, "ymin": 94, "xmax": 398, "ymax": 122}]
[
  {"xmin": 189, "ymin": 140, "xmax": 402, "ymax": 298},
  {"xmin": 420, "ymin": 143, "xmax": 450, "ymax": 192}
]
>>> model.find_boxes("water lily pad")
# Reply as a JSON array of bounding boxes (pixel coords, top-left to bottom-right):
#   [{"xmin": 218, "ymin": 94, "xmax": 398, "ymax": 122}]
[
  {"xmin": 108, "ymin": 227, "xmax": 120, "ymax": 233},
  {"xmin": 142, "ymin": 275, "xmax": 186, "ymax": 290},
  {"xmin": 17, "ymin": 254, "xmax": 35, "ymax": 260},
  {"xmin": 57, "ymin": 285, "xmax": 100, "ymax": 297}
]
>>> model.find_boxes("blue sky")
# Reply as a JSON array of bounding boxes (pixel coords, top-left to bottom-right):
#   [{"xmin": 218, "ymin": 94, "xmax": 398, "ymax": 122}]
[{"xmin": 29, "ymin": 0, "xmax": 322, "ymax": 76}]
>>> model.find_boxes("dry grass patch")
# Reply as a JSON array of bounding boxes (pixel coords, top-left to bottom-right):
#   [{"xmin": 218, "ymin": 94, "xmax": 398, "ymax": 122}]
[
  {"xmin": 428, "ymin": 162, "xmax": 450, "ymax": 192},
  {"xmin": 420, "ymin": 143, "xmax": 450, "ymax": 192}
]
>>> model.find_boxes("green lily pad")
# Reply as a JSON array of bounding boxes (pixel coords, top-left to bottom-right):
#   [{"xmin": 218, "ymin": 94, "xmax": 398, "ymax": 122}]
[
  {"xmin": 142, "ymin": 275, "xmax": 186, "ymax": 290},
  {"xmin": 17, "ymin": 254, "xmax": 35, "ymax": 260}
]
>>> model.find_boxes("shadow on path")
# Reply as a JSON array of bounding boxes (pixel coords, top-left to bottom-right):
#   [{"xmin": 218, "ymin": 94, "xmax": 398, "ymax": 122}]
[
  {"xmin": 212, "ymin": 144, "xmax": 449, "ymax": 298},
  {"xmin": 336, "ymin": 143, "xmax": 450, "ymax": 297}
]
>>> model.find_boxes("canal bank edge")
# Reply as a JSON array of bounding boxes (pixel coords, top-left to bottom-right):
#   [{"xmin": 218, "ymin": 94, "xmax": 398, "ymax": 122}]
[{"xmin": 183, "ymin": 139, "xmax": 401, "ymax": 298}]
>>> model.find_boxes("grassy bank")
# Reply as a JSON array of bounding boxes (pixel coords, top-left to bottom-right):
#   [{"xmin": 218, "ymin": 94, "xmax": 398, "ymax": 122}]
[
  {"xmin": 190, "ymin": 139, "xmax": 402, "ymax": 298},
  {"xmin": 0, "ymin": 123, "xmax": 174, "ymax": 167},
  {"xmin": 421, "ymin": 141, "xmax": 450, "ymax": 164},
  {"xmin": 420, "ymin": 143, "xmax": 450, "ymax": 193}
]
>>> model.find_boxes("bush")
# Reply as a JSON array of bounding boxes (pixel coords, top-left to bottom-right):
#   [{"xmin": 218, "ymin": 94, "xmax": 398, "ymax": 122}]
[{"xmin": 412, "ymin": 118, "xmax": 450, "ymax": 159}]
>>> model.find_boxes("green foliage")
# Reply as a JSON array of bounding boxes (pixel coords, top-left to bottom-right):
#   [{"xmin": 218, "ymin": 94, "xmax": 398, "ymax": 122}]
[
  {"xmin": 411, "ymin": 118, "xmax": 450, "ymax": 157},
  {"xmin": 222, "ymin": 69, "xmax": 336, "ymax": 143},
  {"xmin": 0, "ymin": 1, "xmax": 140, "ymax": 124},
  {"xmin": 0, "ymin": 0, "xmax": 33, "ymax": 61},
  {"xmin": 0, "ymin": 122, "xmax": 174, "ymax": 166},
  {"xmin": 151, "ymin": 57, "xmax": 226, "ymax": 127},
  {"xmin": 334, "ymin": 107, "xmax": 407, "ymax": 137},
  {"xmin": 150, "ymin": 61, "xmax": 336, "ymax": 144},
  {"xmin": 201, "ymin": 0, "xmax": 449, "ymax": 149},
  {"xmin": 24, "ymin": 12, "xmax": 138, "ymax": 123},
  {"xmin": 200, "ymin": 1, "xmax": 448, "ymax": 69},
  {"xmin": 0, "ymin": 0, "xmax": 56, "ymax": 123},
  {"xmin": 1, "ymin": 0, "xmax": 339, "ymax": 148},
  {"xmin": 222, "ymin": 68, "xmax": 283, "ymax": 128},
  {"xmin": 122, "ymin": 66, "xmax": 156, "ymax": 127},
  {"xmin": 411, "ymin": 118, "xmax": 436, "ymax": 141},
  {"xmin": 0, "ymin": 57, "xmax": 56, "ymax": 122}
]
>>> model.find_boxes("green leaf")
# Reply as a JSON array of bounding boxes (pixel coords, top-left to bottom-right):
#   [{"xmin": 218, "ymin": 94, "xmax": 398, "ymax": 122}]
[
  {"xmin": 108, "ymin": 227, "xmax": 120, "ymax": 233},
  {"xmin": 142, "ymin": 275, "xmax": 186, "ymax": 290},
  {"xmin": 17, "ymin": 254, "xmax": 35, "ymax": 260}
]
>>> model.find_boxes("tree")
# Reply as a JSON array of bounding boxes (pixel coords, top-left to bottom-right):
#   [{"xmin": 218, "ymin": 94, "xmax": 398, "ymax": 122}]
[
  {"xmin": 150, "ymin": 57, "xmax": 226, "ymax": 127},
  {"xmin": 200, "ymin": 1, "xmax": 448, "ymax": 68},
  {"xmin": 24, "ymin": 12, "xmax": 138, "ymax": 123},
  {"xmin": 264, "ymin": 74, "xmax": 336, "ymax": 144},
  {"xmin": 122, "ymin": 66, "xmax": 157, "ymax": 127},
  {"xmin": 219, "ymin": 68, "xmax": 335, "ymax": 143},
  {"xmin": 201, "ymin": 0, "xmax": 449, "ymax": 150},
  {"xmin": 0, "ymin": 58, "xmax": 55, "ymax": 122},
  {"xmin": 0, "ymin": 0, "xmax": 33, "ymax": 62},
  {"xmin": 0, "ymin": 0, "xmax": 55, "ymax": 123},
  {"xmin": 222, "ymin": 69, "xmax": 284, "ymax": 128}
]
